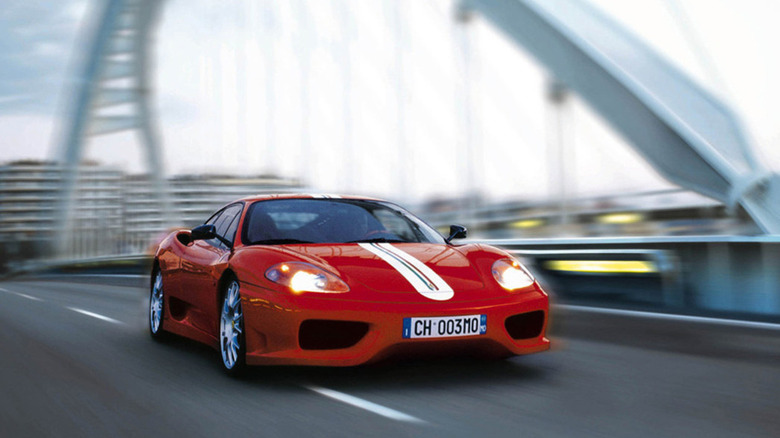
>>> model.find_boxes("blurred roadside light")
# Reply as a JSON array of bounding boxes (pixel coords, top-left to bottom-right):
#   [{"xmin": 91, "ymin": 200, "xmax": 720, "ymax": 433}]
[
  {"xmin": 597, "ymin": 212, "xmax": 644, "ymax": 224},
  {"xmin": 511, "ymin": 218, "xmax": 545, "ymax": 229},
  {"xmin": 545, "ymin": 260, "xmax": 658, "ymax": 274}
]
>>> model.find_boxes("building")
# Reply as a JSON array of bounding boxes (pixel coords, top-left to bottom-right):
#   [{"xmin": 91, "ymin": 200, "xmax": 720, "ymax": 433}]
[
  {"xmin": 122, "ymin": 173, "xmax": 302, "ymax": 254},
  {"xmin": 420, "ymin": 189, "xmax": 758, "ymax": 239},
  {"xmin": 0, "ymin": 160, "xmax": 301, "ymax": 270},
  {"xmin": 0, "ymin": 160, "xmax": 124, "ymax": 267}
]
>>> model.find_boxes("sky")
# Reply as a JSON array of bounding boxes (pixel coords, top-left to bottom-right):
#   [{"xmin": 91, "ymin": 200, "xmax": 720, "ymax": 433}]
[{"xmin": 1, "ymin": 0, "xmax": 779, "ymax": 204}]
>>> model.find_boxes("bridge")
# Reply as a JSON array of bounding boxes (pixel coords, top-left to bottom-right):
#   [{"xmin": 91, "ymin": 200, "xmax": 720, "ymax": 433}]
[
  {"xmin": 57, "ymin": 0, "xmax": 780, "ymax": 234},
  {"xmin": 1, "ymin": 1, "xmax": 779, "ymax": 436},
  {"xmin": 39, "ymin": 0, "xmax": 780, "ymax": 319}
]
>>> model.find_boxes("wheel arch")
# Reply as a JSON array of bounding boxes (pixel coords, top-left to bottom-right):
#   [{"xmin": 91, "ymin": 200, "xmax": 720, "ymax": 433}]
[
  {"xmin": 217, "ymin": 268, "xmax": 239, "ymax": 316},
  {"xmin": 151, "ymin": 258, "xmax": 161, "ymax": 289}
]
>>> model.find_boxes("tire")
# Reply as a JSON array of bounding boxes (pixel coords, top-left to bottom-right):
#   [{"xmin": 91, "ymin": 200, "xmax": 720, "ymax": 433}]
[
  {"xmin": 220, "ymin": 279, "xmax": 247, "ymax": 375},
  {"xmin": 149, "ymin": 270, "xmax": 168, "ymax": 340}
]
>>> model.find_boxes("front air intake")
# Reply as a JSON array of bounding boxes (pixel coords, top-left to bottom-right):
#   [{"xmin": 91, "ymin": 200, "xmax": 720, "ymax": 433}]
[
  {"xmin": 504, "ymin": 311, "xmax": 545, "ymax": 340},
  {"xmin": 299, "ymin": 320, "xmax": 369, "ymax": 350}
]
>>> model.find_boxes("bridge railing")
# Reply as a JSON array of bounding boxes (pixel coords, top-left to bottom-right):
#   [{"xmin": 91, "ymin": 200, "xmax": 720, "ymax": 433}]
[
  {"xmin": 508, "ymin": 248, "xmax": 681, "ymax": 307},
  {"xmin": 485, "ymin": 236, "xmax": 780, "ymax": 320}
]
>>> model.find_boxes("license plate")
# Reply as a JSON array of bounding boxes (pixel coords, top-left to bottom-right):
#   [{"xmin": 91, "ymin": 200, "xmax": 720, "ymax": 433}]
[{"xmin": 402, "ymin": 314, "xmax": 487, "ymax": 339}]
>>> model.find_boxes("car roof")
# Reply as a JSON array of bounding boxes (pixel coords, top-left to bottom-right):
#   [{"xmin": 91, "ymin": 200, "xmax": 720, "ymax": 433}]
[{"xmin": 236, "ymin": 193, "xmax": 388, "ymax": 204}]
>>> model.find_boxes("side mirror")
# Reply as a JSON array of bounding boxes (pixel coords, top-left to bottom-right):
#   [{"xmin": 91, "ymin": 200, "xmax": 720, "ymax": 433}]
[
  {"xmin": 191, "ymin": 224, "xmax": 217, "ymax": 241},
  {"xmin": 445, "ymin": 224, "xmax": 467, "ymax": 244}
]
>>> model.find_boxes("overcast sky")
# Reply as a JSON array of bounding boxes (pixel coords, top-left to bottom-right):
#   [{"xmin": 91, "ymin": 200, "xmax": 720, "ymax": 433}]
[{"xmin": 1, "ymin": 0, "xmax": 779, "ymax": 203}]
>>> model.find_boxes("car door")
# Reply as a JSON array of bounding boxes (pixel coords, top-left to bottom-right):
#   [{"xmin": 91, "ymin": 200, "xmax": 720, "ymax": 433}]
[{"xmin": 178, "ymin": 203, "xmax": 243, "ymax": 335}]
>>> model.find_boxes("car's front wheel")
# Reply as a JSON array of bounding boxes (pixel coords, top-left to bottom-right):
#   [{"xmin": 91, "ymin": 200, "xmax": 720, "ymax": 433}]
[
  {"xmin": 220, "ymin": 279, "xmax": 246, "ymax": 375},
  {"xmin": 149, "ymin": 271, "xmax": 167, "ymax": 340}
]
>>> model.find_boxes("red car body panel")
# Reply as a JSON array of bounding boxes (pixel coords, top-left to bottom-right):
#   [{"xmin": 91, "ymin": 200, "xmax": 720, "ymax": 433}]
[{"xmin": 154, "ymin": 194, "xmax": 550, "ymax": 366}]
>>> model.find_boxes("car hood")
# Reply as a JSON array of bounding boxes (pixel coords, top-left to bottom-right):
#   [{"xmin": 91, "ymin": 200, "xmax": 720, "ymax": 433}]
[{"xmin": 269, "ymin": 243, "xmax": 487, "ymax": 297}]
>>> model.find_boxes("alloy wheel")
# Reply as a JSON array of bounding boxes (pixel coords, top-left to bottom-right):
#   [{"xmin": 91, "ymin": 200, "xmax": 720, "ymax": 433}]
[
  {"xmin": 149, "ymin": 272, "xmax": 164, "ymax": 336},
  {"xmin": 220, "ymin": 280, "xmax": 245, "ymax": 371}
]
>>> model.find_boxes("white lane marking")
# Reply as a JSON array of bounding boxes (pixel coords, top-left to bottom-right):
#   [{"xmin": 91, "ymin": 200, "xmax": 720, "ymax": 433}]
[
  {"xmin": 15, "ymin": 292, "xmax": 43, "ymax": 302},
  {"xmin": 305, "ymin": 385, "xmax": 425, "ymax": 423},
  {"xmin": 557, "ymin": 304, "xmax": 780, "ymax": 331},
  {"xmin": 2, "ymin": 286, "xmax": 124, "ymax": 324},
  {"xmin": 66, "ymin": 307, "xmax": 123, "ymax": 325},
  {"xmin": 0, "ymin": 287, "xmax": 45, "ymax": 302},
  {"xmin": 40, "ymin": 274, "xmax": 146, "ymax": 279}
]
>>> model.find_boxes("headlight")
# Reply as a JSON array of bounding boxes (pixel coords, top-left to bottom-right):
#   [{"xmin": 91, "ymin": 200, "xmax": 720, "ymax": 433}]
[
  {"xmin": 492, "ymin": 259, "xmax": 535, "ymax": 291},
  {"xmin": 265, "ymin": 262, "xmax": 349, "ymax": 294}
]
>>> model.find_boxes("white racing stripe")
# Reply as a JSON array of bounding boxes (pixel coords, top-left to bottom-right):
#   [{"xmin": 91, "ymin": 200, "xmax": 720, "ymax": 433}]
[
  {"xmin": 377, "ymin": 243, "xmax": 454, "ymax": 296},
  {"xmin": 67, "ymin": 307, "xmax": 123, "ymax": 325},
  {"xmin": 359, "ymin": 243, "xmax": 454, "ymax": 301},
  {"xmin": 306, "ymin": 385, "xmax": 425, "ymax": 423}
]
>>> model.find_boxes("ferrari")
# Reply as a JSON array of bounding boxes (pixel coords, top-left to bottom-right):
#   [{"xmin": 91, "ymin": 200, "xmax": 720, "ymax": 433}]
[{"xmin": 150, "ymin": 194, "xmax": 550, "ymax": 374}]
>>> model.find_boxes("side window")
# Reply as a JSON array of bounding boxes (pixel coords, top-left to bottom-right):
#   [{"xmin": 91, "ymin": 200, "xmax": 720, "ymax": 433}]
[
  {"xmin": 208, "ymin": 204, "xmax": 243, "ymax": 249},
  {"xmin": 200, "ymin": 208, "xmax": 225, "ymax": 248},
  {"xmin": 204, "ymin": 210, "xmax": 225, "ymax": 247},
  {"xmin": 205, "ymin": 210, "xmax": 221, "ymax": 226},
  {"xmin": 223, "ymin": 212, "xmax": 241, "ymax": 246}
]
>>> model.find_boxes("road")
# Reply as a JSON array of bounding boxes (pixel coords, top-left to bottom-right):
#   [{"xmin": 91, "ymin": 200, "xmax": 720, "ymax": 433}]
[{"xmin": 1, "ymin": 276, "xmax": 778, "ymax": 437}]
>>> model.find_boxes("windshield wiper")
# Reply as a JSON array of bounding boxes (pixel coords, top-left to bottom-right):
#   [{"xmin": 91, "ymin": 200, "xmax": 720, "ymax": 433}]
[
  {"xmin": 252, "ymin": 239, "xmax": 314, "ymax": 245},
  {"xmin": 345, "ymin": 238, "xmax": 407, "ymax": 244}
]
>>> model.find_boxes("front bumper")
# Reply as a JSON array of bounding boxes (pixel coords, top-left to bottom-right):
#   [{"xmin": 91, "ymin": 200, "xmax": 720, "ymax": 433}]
[{"xmin": 240, "ymin": 283, "xmax": 550, "ymax": 366}]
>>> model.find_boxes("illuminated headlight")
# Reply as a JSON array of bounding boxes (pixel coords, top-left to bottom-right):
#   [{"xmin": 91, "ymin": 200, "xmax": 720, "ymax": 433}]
[
  {"xmin": 265, "ymin": 262, "xmax": 349, "ymax": 294},
  {"xmin": 491, "ymin": 259, "xmax": 535, "ymax": 291}
]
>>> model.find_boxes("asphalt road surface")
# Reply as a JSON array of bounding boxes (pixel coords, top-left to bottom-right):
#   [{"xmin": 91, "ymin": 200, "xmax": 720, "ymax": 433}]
[{"xmin": 1, "ymin": 276, "xmax": 778, "ymax": 437}]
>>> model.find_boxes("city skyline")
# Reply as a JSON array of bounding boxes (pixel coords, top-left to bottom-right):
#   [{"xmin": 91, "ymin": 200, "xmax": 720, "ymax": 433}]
[{"xmin": 1, "ymin": 0, "xmax": 779, "ymax": 203}]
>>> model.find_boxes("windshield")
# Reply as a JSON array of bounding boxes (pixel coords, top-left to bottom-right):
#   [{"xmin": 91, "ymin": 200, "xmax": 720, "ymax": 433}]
[{"xmin": 243, "ymin": 199, "xmax": 445, "ymax": 245}]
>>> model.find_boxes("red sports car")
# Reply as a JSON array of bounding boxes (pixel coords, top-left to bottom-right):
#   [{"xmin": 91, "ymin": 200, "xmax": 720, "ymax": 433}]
[{"xmin": 150, "ymin": 194, "xmax": 550, "ymax": 374}]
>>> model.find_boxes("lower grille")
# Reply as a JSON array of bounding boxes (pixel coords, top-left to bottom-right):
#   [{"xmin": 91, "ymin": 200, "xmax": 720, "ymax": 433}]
[
  {"xmin": 504, "ymin": 311, "xmax": 545, "ymax": 340},
  {"xmin": 298, "ymin": 320, "xmax": 369, "ymax": 350}
]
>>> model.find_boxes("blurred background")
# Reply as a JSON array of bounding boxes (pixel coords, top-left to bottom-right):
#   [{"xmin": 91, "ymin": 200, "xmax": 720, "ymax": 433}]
[
  {"xmin": 1, "ymin": 1, "xmax": 780, "ymax": 436},
  {"xmin": 3, "ymin": 0, "xmax": 780, "ymax": 318}
]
